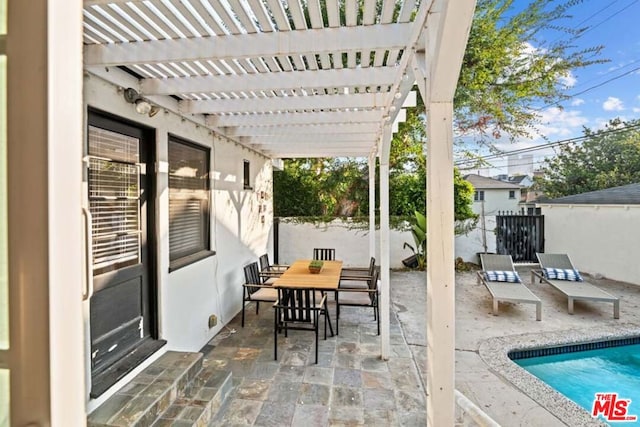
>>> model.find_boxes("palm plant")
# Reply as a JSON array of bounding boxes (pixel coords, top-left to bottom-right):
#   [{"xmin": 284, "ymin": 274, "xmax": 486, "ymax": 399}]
[{"xmin": 403, "ymin": 211, "xmax": 426, "ymax": 269}]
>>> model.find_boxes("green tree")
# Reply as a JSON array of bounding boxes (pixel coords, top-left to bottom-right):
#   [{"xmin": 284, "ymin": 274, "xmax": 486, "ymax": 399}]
[
  {"xmin": 456, "ymin": 0, "xmax": 605, "ymax": 143},
  {"xmin": 275, "ymin": 0, "xmax": 605, "ymax": 218},
  {"xmin": 274, "ymin": 158, "xmax": 370, "ymax": 217},
  {"xmin": 537, "ymin": 119, "xmax": 640, "ymax": 198}
]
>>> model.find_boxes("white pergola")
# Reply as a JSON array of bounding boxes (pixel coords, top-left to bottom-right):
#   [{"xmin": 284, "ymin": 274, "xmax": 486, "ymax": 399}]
[
  {"xmin": 83, "ymin": 0, "xmax": 475, "ymax": 424},
  {"xmin": 6, "ymin": 0, "xmax": 475, "ymax": 425}
]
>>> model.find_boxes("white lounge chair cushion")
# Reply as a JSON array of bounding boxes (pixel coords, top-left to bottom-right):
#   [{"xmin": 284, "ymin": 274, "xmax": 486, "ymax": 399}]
[
  {"xmin": 543, "ymin": 267, "xmax": 583, "ymax": 282},
  {"xmin": 485, "ymin": 270, "xmax": 522, "ymax": 283}
]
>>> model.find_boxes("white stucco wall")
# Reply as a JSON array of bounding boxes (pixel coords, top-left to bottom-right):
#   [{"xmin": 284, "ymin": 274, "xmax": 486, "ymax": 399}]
[
  {"xmin": 84, "ymin": 77, "xmax": 273, "ymax": 355},
  {"xmin": 278, "ymin": 218, "xmax": 494, "ymax": 267},
  {"xmin": 473, "ymin": 189, "xmax": 519, "ymax": 216},
  {"xmin": 454, "ymin": 216, "xmax": 497, "ymax": 264},
  {"xmin": 541, "ymin": 204, "xmax": 640, "ymax": 285}
]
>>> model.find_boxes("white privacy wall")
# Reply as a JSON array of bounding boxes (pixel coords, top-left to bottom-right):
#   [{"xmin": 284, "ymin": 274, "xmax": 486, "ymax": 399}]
[
  {"xmin": 277, "ymin": 218, "xmax": 493, "ymax": 268},
  {"xmin": 84, "ymin": 76, "xmax": 273, "ymax": 353},
  {"xmin": 541, "ymin": 204, "xmax": 640, "ymax": 285}
]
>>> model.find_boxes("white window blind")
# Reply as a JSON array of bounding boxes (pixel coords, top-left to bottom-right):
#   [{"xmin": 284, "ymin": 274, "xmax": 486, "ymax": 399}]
[{"xmin": 88, "ymin": 126, "xmax": 141, "ymax": 274}]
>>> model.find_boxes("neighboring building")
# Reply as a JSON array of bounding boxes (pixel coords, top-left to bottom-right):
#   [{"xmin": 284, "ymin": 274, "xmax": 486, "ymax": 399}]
[
  {"xmin": 508, "ymin": 154, "xmax": 534, "ymax": 176},
  {"xmin": 464, "ymin": 174, "xmax": 521, "ymax": 215},
  {"xmin": 539, "ymin": 183, "xmax": 640, "ymax": 285},
  {"xmin": 507, "ymin": 174, "xmax": 541, "ymax": 214}
]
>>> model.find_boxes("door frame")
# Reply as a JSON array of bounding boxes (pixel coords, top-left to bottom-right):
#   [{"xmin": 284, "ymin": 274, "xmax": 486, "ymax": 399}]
[{"xmin": 86, "ymin": 108, "xmax": 160, "ymax": 390}]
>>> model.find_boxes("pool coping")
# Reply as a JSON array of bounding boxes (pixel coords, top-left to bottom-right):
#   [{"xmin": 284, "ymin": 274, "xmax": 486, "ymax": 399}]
[{"xmin": 478, "ymin": 323, "xmax": 640, "ymax": 427}]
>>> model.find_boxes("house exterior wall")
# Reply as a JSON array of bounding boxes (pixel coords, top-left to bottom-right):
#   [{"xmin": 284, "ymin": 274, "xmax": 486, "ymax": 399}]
[
  {"xmin": 541, "ymin": 204, "xmax": 640, "ymax": 285},
  {"xmin": 472, "ymin": 189, "xmax": 519, "ymax": 216},
  {"xmin": 277, "ymin": 218, "xmax": 494, "ymax": 267},
  {"xmin": 84, "ymin": 77, "xmax": 273, "ymax": 352}
]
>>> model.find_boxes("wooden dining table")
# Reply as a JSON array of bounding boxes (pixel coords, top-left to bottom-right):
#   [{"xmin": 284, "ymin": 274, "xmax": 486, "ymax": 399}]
[
  {"xmin": 273, "ymin": 259, "xmax": 342, "ymax": 337},
  {"xmin": 273, "ymin": 259, "xmax": 343, "ymax": 289}
]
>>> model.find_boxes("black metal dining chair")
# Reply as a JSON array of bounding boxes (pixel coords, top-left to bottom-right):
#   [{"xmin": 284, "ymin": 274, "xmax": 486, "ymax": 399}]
[
  {"xmin": 241, "ymin": 262, "xmax": 277, "ymax": 327},
  {"xmin": 273, "ymin": 287, "xmax": 330, "ymax": 364},
  {"xmin": 313, "ymin": 248, "xmax": 336, "ymax": 261},
  {"xmin": 336, "ymin": 269, "xmax": 380, "ymax": 335},
  {"xmin": 258, "ymin": 253, "xmax": 288, "ymax": 284}
]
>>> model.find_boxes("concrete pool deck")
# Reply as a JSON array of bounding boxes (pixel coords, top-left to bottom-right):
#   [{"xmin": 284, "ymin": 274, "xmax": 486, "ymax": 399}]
[{"xmin": 393, "ymin": 266, "xmax": 640, "ymax": 426}]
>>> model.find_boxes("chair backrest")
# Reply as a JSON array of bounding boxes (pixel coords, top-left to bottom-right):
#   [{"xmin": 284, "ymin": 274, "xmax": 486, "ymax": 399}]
[
  {"xmin": 367, "ymin": 269, "xmax": 380, "ymax": 303},
  {"xmin": 536, "ymin": 253, "xmax": 574, "ymax": 270},
  {"xmin": 259, "ymin": 254, "xmax": 270, "ymax": 271},
  {"xmin": 276, "ymin": 287, "xmax": 317, "ymax": 323},
  {"xmin": 313, "ymin": 248, "xmax": 336, "ymax": 260},
  {"xmin": 480, "ymin": 254, "xmax": 515, "ymax": 272},
  {"xmin": 243, "ymin": 262, "xmax": 261, "ymax": 294},
  {"xmin": 367, "ymin": 257, "xmax": 376, "ymax": 275}
]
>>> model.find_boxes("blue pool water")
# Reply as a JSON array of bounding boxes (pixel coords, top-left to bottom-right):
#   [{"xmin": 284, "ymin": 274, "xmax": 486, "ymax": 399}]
[{"xmin": 515, "ymin": 343, "xmax": 640, "ymax": 425}]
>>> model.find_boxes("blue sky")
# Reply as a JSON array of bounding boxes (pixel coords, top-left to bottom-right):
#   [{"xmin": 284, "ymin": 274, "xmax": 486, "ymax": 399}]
[{"xmin": 467, "ymin": 0, "xmax": 640, "ymax": 176}]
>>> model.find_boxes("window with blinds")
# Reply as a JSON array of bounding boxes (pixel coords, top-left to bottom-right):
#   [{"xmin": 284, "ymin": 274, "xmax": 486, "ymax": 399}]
[
  {"xmin": 169, "ymin": 137, "xmax": 210, "ymax": 266},
  {"xmin": 88, "ymin": 126, "xmax": 141, "ymax": 275}
]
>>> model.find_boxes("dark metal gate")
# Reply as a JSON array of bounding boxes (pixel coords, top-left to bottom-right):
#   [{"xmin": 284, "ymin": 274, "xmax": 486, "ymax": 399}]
[{"xmin": 495, "ymin": 212, "xmax": 544, "ymax": 263}]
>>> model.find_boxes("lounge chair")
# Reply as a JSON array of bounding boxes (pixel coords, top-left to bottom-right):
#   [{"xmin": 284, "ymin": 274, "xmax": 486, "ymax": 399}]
[
  {"xmin": 533, "ymin": 253, "xmax": 620, "ymax": 319},
  {"xmin": 477, "ymin": 254, "xmax": 542, "ymax": 321}
]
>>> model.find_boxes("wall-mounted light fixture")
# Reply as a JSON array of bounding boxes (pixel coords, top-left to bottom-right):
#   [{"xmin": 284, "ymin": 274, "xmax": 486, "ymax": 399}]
[{"xmin": 123, "ymin": 87, "xmax": 159, "ymax": 117}]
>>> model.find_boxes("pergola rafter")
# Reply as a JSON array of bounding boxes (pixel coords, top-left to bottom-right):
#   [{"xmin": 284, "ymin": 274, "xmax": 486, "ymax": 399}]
[
  {"xmin": 139, "ymin": 68, "xmax": 398, "ymax": 96},
  {"xmin": 84, "ymin": 23, "xmax": 413, "ymax": 66}
]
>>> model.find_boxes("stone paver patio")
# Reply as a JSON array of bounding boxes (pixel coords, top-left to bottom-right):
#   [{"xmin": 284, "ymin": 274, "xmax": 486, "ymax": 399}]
[{"xmin": 204, "ymin": 267, "xmax": 640, "ymax": 426}]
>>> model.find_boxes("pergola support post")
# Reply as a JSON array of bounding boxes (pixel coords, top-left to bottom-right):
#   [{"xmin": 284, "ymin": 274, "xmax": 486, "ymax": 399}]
[
  {"xmin": 368, "ymin": 152, "xmax": 376, "ymax": 260},
  {"xmin": 378, "ymin": 126, "xmax": 392, "ymax": 360},
  {"xmin": 414, "ymin": 1, "xmax": 476, "ymax": 425},
  {"xmin": 425, "ymin": 101, "xmax": 456, "ymax": 425}
]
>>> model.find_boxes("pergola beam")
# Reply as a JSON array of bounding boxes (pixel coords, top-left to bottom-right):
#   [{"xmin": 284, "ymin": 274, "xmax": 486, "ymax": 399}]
[
  {"xmin": 240, "ymin": 133, "xmax": 378, "ymax": 144},
  {"xmin": 225, "ymin": 123, "xmax": 376, "ymax": 137},
  {"xmin": 141, "ymin": 67, "xmax": 397, "ymax": 95},
  {"xmin": 84, "ymin": 23, "xmax": 413, "ymax": 66},
  {"xmin": 207, "ymin": 110, "xmax": 383, "ymax": 127},
  {"xmin": 262, "ymin": 149, "xmax": 370, "ymax": 158},
  {"xmin": 183, "ymin": 93, "xmax": 390, "ymax": 114}
]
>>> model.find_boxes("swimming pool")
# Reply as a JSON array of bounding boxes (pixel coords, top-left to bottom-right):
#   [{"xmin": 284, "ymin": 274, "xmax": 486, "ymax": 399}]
[{"xmin": 513, "ymin": 341, "xmax": 640, "ymax": 425}]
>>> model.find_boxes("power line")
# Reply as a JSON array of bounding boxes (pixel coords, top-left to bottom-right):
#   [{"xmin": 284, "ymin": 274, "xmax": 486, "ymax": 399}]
[
  {"xmin": 578, "ymin": 0, "xmax": 640, "ymax": 37},
  {"xmin": 528, "ymin": 0, "xmax": 640, "ymax": 110},
  {"xmin": 455, "ymin": 122, "xmax": 640, "ymax": 166},
  {"xmin": 572, "ymin": 1, "xmax": 621, "ymax": 29},
  {"xmin": 532, "ymin": 63, "xmax": 640, "ymax": 111}
]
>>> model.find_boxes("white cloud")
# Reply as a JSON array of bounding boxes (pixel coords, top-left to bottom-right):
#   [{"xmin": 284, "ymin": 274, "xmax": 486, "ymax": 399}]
[
  {"xmin": 571, "ymin": 98, "xmax": 585, "ymax": 106},
  {"xmin": 559, "ymin": 71, "xmax": 577, "ymax": 88},
  {"xmin": 603, "ymin": 97, "xmax": 624, "ymax": 111},
  {"xmin": 633, "ymin": 107, "xmax": 640, "ymax": 113},
  {"xmin": 536, "ymin": 107, "xmax": 589, "ymax": 137}
]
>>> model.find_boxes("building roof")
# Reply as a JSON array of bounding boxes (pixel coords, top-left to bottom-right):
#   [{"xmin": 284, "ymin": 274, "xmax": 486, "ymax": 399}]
[
  {"xmin": 508, "ymin": 175, "xmax": 530, "ymax": 185},
  {"xmin": 543, "ymin": 183, "xmax": 640, "ymax": 205},
  {"xmin": 464, "ymin": 174, "xmax": 521, "ymax": 190}
]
